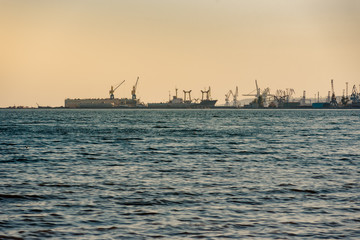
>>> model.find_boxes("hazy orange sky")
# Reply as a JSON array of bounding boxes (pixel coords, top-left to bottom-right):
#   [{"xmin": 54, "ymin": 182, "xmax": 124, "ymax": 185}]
[{"xmin": 1, "ymin": 0, "xmax": 360, "ymax": 107}]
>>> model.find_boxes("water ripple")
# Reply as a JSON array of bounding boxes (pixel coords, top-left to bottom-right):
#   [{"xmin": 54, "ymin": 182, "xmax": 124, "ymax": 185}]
[{"xmin": 0, "ymin": 109, "xmax": 359, "ymax": 239}]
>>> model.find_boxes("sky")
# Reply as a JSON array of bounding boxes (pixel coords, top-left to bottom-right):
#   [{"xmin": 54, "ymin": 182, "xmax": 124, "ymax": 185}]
[{"xmin": 1, "ymin": 0, "xmax": 360, "ymax": 107}]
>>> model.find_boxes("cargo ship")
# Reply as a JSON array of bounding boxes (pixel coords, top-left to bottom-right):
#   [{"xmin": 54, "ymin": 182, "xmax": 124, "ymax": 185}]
[
  {"xmin": 148, "ymin": 87, "xmax": 217, "ymax": 109},
  {"xmin": 65, "ymin": 77, "xmax": 145, "ymax": 108}
]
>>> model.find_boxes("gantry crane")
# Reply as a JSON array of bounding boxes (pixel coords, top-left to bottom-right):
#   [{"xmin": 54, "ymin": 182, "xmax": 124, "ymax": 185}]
[
  {"xmin": 131, "ymin": 77, "xmax": 139, "ymax": 100},
  {"xmin": 109, "ymin": 80, "xmax": 125, "ymax": 99},
  {"xmin": 243, "ymin": 80, "xmax": 270, "ymax": 107}
]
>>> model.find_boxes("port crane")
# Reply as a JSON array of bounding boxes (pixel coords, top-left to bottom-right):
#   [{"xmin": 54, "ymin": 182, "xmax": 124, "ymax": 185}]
[
  {"xmin": 243, "ymin": 80, "xmax": 259, "ymax": 98},
  {"xmin": 233, "ymin": 86, "xmax": 239, "ymax": 106},
  {"xmin": 225, "ymin": 86, "xmax": 239, "ymax": 106},
  {"xmin": 270, "ymin": 88, "xmax": 295, "ymax": 107},
  {"xmin": 350, "ymin": 85, "xmax": 360, "ymax": 104},
  {"xmin": 225, "ymin": 91, "xmax": 233, "ymax": 106},
  {"xmin": 131, "ymin": 77, "xmax": 139, "ymax": 100},
  {"xmin": 243, "ymin": 80, "xmax": 270, "ymax": 107},
  {"xmin": 330, "ymin": 79, "xmax": 338, "ymax": 107},
  {"xmin": 109, "ymin": 80, "xmax": 125, "ymax": 99},
  {"xmin": 341, "ymin": 82, "xmax": 350, "ymax": 106},
  {"xmin": 275, "ymin": 88, "xmax": 295, "ymax": 102}
]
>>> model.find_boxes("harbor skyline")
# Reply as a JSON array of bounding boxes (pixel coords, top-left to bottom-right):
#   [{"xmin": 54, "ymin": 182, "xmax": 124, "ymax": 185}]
[{"xmin": 1, "ymin": 0, "xmax": 360, "ymax": 107}]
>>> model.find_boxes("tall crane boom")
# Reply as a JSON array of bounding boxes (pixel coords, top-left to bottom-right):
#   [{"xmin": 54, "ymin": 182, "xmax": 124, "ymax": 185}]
[
  {"xmin": 109, "ymin": 80, "xmax": 125, "ymax": 99},
  {"xmin": 233, "ymin": 86, "xmax": 239, "ymax": 106},
  {"xmin": 255, "ymin": 79, "xmax": 260, "ymax": 97},
  {"xmin": 114, "ymin": 80, "xmax": 125, "ymax": 92},
  {"xmin": 131, "ymin": 76, "xmax": 139, "ymax": 100},
  {"xmin": 243, "ymin": 80, "xmax": 260, "ymax": 97}
]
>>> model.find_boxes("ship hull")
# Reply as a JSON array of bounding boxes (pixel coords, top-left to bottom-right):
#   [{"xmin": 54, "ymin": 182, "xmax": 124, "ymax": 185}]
[
  {"xmin": 148, "ymin": 100, "xmax": 217, "ymax": 109},
  {"xmin": 65, "ymin": 98, "xmax": 144, "ymax": 108}
]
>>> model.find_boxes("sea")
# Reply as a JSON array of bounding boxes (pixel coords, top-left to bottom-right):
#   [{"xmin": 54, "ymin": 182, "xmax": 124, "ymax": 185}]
[{"xmin": 0, "ymin": 109, "xmax": 359, "ymax": 239}]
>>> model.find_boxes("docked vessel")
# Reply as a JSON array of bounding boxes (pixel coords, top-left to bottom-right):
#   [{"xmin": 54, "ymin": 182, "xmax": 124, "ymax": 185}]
[
  {"xmin": 64, "ymin": 98, "xmax": 144, "ymax": 108},
  {"xmin": 148, "ymin": 87, "xmax": 217, "ymax": 109},
  {"xmin": 65, "ymin": 77, "xmax": 145, "ymax": 108},
  {"xmin": 36, "ymin": 103, "xmax": 52, "ymax": 109}
]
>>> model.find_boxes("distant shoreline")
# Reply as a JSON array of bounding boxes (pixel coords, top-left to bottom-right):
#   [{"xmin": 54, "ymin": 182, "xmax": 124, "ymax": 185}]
[{"xmin": 2, "ymin": 106, "xmax": 360, "ymax": 110}]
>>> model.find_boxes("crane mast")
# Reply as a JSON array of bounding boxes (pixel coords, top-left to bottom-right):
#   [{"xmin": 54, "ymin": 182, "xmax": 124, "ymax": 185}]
[
  {"xmin": 255, "ymin": 80, "xmax": 260, "ymax": 97},
  {"xmin": 201, "ymin": 87, "xmax": 211, "ymax": 101},
  {"xmin": 330, "ymin": 79, "xmax": 338, "ymax": 107},
  {"xmin": 183, "ymin": 90, "xmax": 192, "ymax": 103},
  {"xmin": 233, "ymin": 86, "xmax": 239, "ymax": 106}
]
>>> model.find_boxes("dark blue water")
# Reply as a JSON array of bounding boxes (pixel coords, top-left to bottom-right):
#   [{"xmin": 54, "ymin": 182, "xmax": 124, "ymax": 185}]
[{"xmin": 1, "ymin": 109, "xmax": 359, "ymax": 239}]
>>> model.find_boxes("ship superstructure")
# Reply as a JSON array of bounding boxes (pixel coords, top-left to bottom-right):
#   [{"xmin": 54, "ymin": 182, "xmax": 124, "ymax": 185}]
[{"xmin": 148, "ymin": 87, "xmax": 217, "ymax": 109}]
